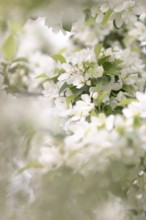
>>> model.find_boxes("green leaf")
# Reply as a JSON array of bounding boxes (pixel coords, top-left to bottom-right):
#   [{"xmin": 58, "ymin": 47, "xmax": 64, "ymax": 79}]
[
  {"xmin": 94, "ymin": 43, "xmax": 103, "ymax": 59},
  {"xmin": 113, "ymin": 59, "xmax": 122, "ymax": 65},
  {"xmin": 62, "ymin": 22, "xmax": 72, "ymax": 32},
  {"xmin": 103, "ymin": 62, "xmax": 118, "ymax": 75},
  {"xmin": 83, "ymin": 61, "xmax": 95, "ymax": 71},
  {"xmin": 17, "ymin": 161, "xmax": 43, "ymax": 174},
  {"xmin": 98, "ymin": 55, "xmax": 110, "ymax": 65},
  {"xmin": 90, "ymin": 109, "xmax": 98, "ymax": 117},
  {"xmin": 12, "ymin": 57, "xmax": 28, "ymax": 63},
  {"xmin": 118, "ymin": 98, "xmax": 135, "ymax": 106},
  {"xmin": 59, "ymin": 82, "xmax": 68, "ymax": 94},
  {"xmin": 52, "ymin": 54, "xmax": 66, "ymax": 64},
  {"xmin": 95, "ymin": 90, "xmax": 109, "ymax": 105},
  {"xmin": 103, "ymin": 59, "xmax": 121, "ymax": 75},
  {"xmin": 2, "ymin": 34, "xmax": 17, "ymax": 60},
  {"xmin": 93, "ymin": 82, "xmax": 102, "ymax": 92},
  {"xmin": 123, "ymin": 85, "xmax": 135, "ymax": 94},
  {"xmin": 87, "ymin": 66, "xmax": 97, "ymax": 76},
  {"xmin": 94, "ymin": 75, "xmax": 114, "ymax": 91},
  {"xmin": 71, "ymin": 85, "xmax": 89, "ymax": 96},
  {"xmin": 85, "ymin": 17, "xmax": 95, "ymax": 26},
  {"xmin": 66, "ymin": 95, "xmax": 75, "ymax": 107},
  {"xmin": 35, "ymin": 73, "xmax": 48, "ymax": 79},
  {"xmin": 83, "ymin": 7, "xmax": 91, "ymax": 21},
  {"xmin": 129, "ymin": 209, "xmax": 138, "ymax": 216},
  {"xmin": 102, "ymin": 9, "xmax": 112, "ymax": 25}
]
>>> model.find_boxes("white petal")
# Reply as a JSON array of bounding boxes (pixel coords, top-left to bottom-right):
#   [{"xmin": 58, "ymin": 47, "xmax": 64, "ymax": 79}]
[
  {"xmin": 121, "ymin": 10, "xmax": 129, "ymax": 21},
  {"xmin": 100, "ymin": 3, "xmax": 110, "ymax": 13},
  {"xmin": 136, "ymin": 92, "xmax": 145, "ymax": 102},
  {"xmin": 92, "ymin": 92, "xmax": 99, "ymax": 99},
  {"xmin": 97, "ymin": 66, "xmax": 104, "ymax": 77},
  {"xmin": 58, "ymin": 73, "xmax": 68, "ymax": 81},
  {"xmin": 81, "ymin": 94, "xmax": 90, "ymax": 103},
  {"xmin": 71, "ymin": 115, "xmax": 82, "ymax": 121},
  {"xmin": 133, "ymin": 6, "xmax": 143, "ymax": 15},
  {"xmin": 112, "ymin": 83, "xmax": 122, "ymax": 91},
  {"xmin": 115, "ymin": 16, "xmax": 123, "ymax": 28},
  {"xmin": 91, "ymin": 6, "xmax": 99, "ymax": 17},
  {"xmin": 114, "ymin": 3, "xmax": 125, "ymax": 12},
  {"xmin": 106, "ymin": 115, "xmax": 115, "ymax": 131},
  {"xmin": 123, "ymin": 1, "xmax": 135, "ymax": 9},
  {"xmin": 140, "ymin": 13, "xmax": 146, "ymax": 21},
  {"xmin": 96, "ymin": 14, "xmax": 103, "ymax": 23},
  {"xmin": 128, "ymin": 14, "xmax": 137, "ymax": 23}
]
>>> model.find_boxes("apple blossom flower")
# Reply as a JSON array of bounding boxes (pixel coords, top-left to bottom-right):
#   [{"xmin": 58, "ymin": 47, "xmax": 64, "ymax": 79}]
[{"xmin": 113, "ymin": 1, "xmax": 142, "ymax": 28}]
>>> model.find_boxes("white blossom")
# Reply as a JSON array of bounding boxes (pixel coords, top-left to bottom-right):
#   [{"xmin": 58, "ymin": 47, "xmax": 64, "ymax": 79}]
[
  {"xmin": 39, "ymin": 146, "xmax": 63, "ymax": 169},
  {"xmin": 113, "ymin": 1, "xmax": 142, "ymax": 28},
  {"xmin": 69, "ymin": 94, "xmax": 94, "ymax": 121}
]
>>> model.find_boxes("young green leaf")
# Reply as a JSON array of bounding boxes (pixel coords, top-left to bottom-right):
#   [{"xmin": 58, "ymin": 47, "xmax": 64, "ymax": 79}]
[
  {"xmin": 98, "ymin": 55, "xmax": 110, "ymax": 65},
  {"xmin": 117, "ymin": 98, "xmax": 136, "ymax": 107},
  {"xmin": 94, "ymin": 43, "xmax": 103, "ymax": 59},
  {"xmin": 12, "ymin": 57, "xmax": 28, "ymax": 63},
  {"xmin": 102, "ymin": 9, "xmax": 112, "ymax": 25},
  {"xmin": 2, "ymin": 33, "xmax": 17, "ymax": 60},
  {"xmin": 95, "ymin": 90, "xmax": 109, "ymax": 105},
  {"xmin": 66, "ymin": 95, "xmax": 75, "ymax": 107},
  {"xmin": 36, "ymin": 73, "xmax": 48, "ymax": 79},
  {"xmin": 59, "ymin": 82, "xmax": 68, "ymax": 94},
  {"xmin": 17, "ymin": 161, "xmax": 43, "ymax": 175},
  {"xmin": 52, "ymin": 54, "xmax": 66, "ymax": 64}
]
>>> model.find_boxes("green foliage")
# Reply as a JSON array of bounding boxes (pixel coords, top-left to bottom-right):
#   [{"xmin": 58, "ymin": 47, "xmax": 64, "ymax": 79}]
[
  {"xmin": 17, "ymin": 161, "xmax": 43, "ymax": 174},
  {"xmin": 98, "ymin": 55, "xmax": 110, "ymax": 65},
  {"xmin": 118, "ymin": 98, "xmax": 136, "ymax": 107},
  {"xmin": 102, "ymin": 9, "xmax": 112, "ymax": 25},
  {"xmin": 2, "ymin": 33, "xmax": 17, "ymax": 60},
  {"xmin": 36, "ymin": 73, "xmax": 48, "ymax": 79},
  {"xmin": 66, "ymin": 95, "xmax": 75, "ymax": 107},
  {"xmin": 103, "ymin": 59, "xmax": 121, "ymax": 75},
  {"xmin": 52, "ymin": 54, "xmax": 66, "ymax": 64},
  {"xmin": 59, "ymin": 82, "xmax": 68, "ymax": 94},
  {"xmin": 94, "ymin": 43, "xmax": 103, "ymax": 59}
]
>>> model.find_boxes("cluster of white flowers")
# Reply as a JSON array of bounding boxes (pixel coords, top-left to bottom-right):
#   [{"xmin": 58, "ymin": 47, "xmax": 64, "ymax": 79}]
[
  {"xmin": 41, "ymin": 45, "xmax": 146, "ymax": 122},
  {"xmin": 129, "ymin": 21, "xmax": 146, "ymax": 43},
  {"xmin": 71, "ymin": 12, "xmax": 113, "ymax": 47},
  {"xmin": 112, "ymin": 0, "xmax": 142, "ymax": 28},
  {"xmin": 90, "ymin": 1, "xmax": 142, "ymax": 28},
  {"xmin": 37, "ymin": 91, "xmax": 146, "ymax": 174},
  {"xmin": 2, "ymin": 0, "xmax": 146, "ymax": 219}
]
